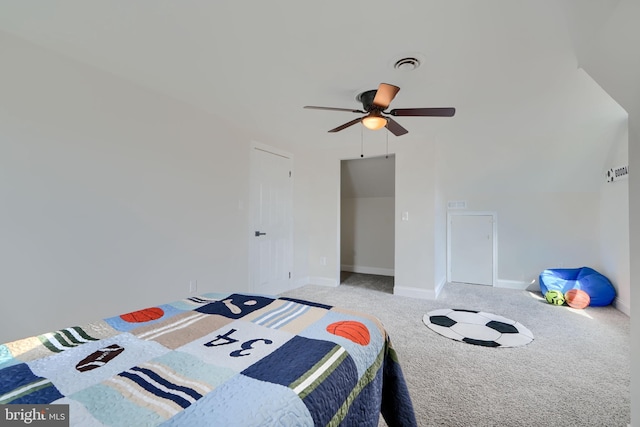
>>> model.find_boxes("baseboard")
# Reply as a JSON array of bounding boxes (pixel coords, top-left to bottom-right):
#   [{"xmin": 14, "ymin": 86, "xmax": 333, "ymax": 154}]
[
  {"xmin": 293, "ymin": 276, "xmax": 339, "ymax": 288},
  {"xmin": 294, "ymin": 276, "xmax": 311, "ymax": 289},
  {"xmin": 393, "ymin": 285, "xmax": 437, "ymax": 300},
  {"xmin": 613, "ymin": 296, "xmax": 630, "ymax": 316},
  {"xmin": 495, "ymin": 279, "xmax": 531, "ymax": 290},
  {"xmin": 341, "ymin": 265, "xmax": 394, "ymax": 277},
  {"xmin": 308, "ymin": 276, "xmax": 339, "ymax": 287}
]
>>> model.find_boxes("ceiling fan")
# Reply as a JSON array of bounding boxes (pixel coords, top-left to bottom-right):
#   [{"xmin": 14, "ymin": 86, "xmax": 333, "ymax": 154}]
[{"xmin": 304, "ymin": 83, "xmax": 455, "ymax": 136}]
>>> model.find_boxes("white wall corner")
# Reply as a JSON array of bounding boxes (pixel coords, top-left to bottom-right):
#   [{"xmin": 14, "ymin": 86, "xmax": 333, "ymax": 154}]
[
  {"xmin": 434, "ymin": 276, "xmax": 446, "ymax": 299},
  {"xmin": 308, "ymin": 276, "xmax": 340, "ymax": 287},
  {"xmin": 393, "ymin": 285, "xmax": 438, "ymax": 300},
  {"xmin": 340, "ymin": 265, "xmax": 394, "ymax": 277},
  {"xmin": 613, "ymin": 296, "xmax": 631, "ymax": 317}
]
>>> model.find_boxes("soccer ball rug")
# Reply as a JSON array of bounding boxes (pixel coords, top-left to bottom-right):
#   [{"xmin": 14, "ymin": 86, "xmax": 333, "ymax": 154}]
[{"xmin": 423, "ymin": 309, "xmax": 534, "ymax": 348}]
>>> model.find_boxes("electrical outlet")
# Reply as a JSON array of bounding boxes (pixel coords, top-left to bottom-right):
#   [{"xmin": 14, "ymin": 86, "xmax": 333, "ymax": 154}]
[
  {"xmin": 189, "ymin": 280, "xmax": 198, "ymax": 294},
  {"xmin": 320, "ymin": 257, "xmax": 327, "ymax": 266}
]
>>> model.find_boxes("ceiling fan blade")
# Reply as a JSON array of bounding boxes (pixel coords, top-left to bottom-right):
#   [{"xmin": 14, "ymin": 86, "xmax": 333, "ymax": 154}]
[
  {"xmin": 328, "ymin": 117, "xmax": 364, "ymax": 133},
  {"xmin": 388, "ymin": 107, "xmax": 456, "ymax": 117},
  {"xmin": 304, "ymin": 106, "xmax": 365, "ymax": 113},
  {"xmin": 372, "ymin": 83, "xmax": 400, "ymax": 109},
  {"xmin": 385, "ymin": 117, "xmax": 409, "ymax": 136}
]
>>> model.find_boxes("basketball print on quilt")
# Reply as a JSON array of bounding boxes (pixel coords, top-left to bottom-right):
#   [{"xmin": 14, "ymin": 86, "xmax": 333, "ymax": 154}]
[
  {"xmin": 326, "ymin": 321, "xmax": 370, "ymax": 346},
  {"xmin": 423, "ymin": 309, "xmax": 534, "ymax": 348},
  {"xmin": 105, "ymin": 304, "xmax": 185, "ymax": 332}
]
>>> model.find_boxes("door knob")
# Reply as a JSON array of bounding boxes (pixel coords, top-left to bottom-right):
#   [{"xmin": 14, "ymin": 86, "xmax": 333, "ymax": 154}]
[{"xmin": 255, "ymin": 231, "xmax": 266, "ymax": 237}]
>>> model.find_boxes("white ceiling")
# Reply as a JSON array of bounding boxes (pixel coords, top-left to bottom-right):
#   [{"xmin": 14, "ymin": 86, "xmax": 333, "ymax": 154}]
[{"xmin": 0, "ymin": 1, "xmax": 627, "ymax": 194}]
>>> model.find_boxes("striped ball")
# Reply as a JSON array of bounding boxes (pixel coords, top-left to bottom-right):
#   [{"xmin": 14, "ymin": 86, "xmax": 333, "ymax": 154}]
[{"xmin": 564, "ymin": 289, "xmax": 590, "ymax": 309}]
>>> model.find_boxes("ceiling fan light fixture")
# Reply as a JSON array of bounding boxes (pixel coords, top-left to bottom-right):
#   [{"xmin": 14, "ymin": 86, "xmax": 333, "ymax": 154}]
[{"xmin": 362, "ymin": 115, "xmax": 388, "ymax": 130}]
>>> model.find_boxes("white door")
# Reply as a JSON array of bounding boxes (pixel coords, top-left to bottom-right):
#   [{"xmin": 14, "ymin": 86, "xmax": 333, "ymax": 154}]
[
  {"xmin": 449, "ymin": 214, "xmax": 494, "ymax": 286},
  {"xmin": 250, "ymin": 145, "xmax": 293, "ymax": 295}
]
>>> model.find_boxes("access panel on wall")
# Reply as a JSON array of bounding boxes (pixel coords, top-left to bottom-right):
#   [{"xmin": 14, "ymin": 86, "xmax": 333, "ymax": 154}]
[{"xmin": 448, "ymin": 213, "xmax": 495, "ymax": 286}]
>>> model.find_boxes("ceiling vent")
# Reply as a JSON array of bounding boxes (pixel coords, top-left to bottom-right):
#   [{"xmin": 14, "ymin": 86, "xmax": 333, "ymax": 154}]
[{"xmin": 393, "ymin": 57, "xmax": 421, "ymax": 71}]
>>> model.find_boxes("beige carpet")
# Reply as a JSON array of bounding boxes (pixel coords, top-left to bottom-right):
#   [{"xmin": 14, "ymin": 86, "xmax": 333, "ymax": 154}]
[{"xmin": 280, "ymin": 273, "xmax": 630, "ymax": 427}]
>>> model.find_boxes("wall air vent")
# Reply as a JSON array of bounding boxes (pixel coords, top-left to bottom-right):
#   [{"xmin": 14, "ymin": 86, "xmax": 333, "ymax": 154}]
[{"xmin": 447, "ymin": 200, "xmax": 467, "ymax": 209}]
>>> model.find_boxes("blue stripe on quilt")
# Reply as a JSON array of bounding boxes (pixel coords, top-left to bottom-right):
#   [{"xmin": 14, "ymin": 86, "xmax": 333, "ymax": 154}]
[
  {"xmin": 118, "ymin": 370, "xmax": 197, "ymax": 409},
  {"xmin": 301, "ymin": 351, "xmax": 358, "ymax": 427},
  {"xmin": 242, "ymin": 336, "xmax": 339, "ymax": 387},
  {"xmin": 70, "ymin": 353, "xmax": 236, "ymax": 425},
  {"xmin": 163, "ymin": 374, "xmax": 314, "ymax": 427},
  {"xmin": 129, "ymin": 367, "xmax": 203, "ymax": 401},
  {"xmin": 252, "ymin": 301, "xmax": 311, "ymax": 329},
  {"xmin": 341, "ymin": 358, "xmax": 384, "ymax": 426},
  {"xmin": 0, "ymin": 363, "xmax": 63, "ymax": 404}
]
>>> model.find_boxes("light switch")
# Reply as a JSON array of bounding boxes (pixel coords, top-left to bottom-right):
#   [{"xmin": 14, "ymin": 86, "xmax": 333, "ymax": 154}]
[{"xmin": 402, "ymin": 211, "xmax": 409, "ymax": 221}]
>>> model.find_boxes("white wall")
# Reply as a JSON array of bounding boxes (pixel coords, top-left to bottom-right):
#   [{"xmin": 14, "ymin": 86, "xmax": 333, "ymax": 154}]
[
  {"xmin": 445, "ymin": 192, "xmax": 601, "ymax": 285},
  {"xmin": 0, "ymin": 33, "xmax": 255, "ymax": 343},
  {"xmin": 295, "ymin": 149, "xmax": 341, "ymax": 286},
  {"xmin": 296, "ymin": 135, "xmax": 438, "ymax": 296},
  {"xmin": 560, "ymin": 0, "xmax": 639, "ymax": 422},
  {"xmin": 436, "ymin": 67, "xmax": 628, "ymax": 293},
  {"xmin": 393, "ymin": 140, "xmax": 437, "ymax": 298},
  {"xmin": 340, "ymin": 196, "xmax": 394, "ymax": 275},
  {"xmin": 433, "ymin": 142, "xmax": 447, "ymax": 291},
  {"xmin": 630, "ymin": 121, "xmax": 639, "ymax": 427},
  {"xmin": 599, "ymin": 124, "xmax": 630, "ymax": 314}
]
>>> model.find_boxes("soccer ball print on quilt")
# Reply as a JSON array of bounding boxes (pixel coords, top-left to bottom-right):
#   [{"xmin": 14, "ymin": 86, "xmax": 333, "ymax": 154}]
[{"xmin": 422, "ymin": 309, "xmax": 534, "ymax": 348}]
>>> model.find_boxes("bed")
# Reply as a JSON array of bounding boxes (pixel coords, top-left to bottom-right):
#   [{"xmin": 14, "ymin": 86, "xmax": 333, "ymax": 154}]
[{"xmin": 0, "ymin": 292, "xmax": 416, "ymax": 426}]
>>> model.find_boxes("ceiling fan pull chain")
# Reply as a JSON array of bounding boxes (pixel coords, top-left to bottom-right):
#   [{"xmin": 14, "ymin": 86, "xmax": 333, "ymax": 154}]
[
  {"xmin": 361, "ymin": 125, "xmax": 364, "ymax": 158},
  {"xmin": 386, "ymin": 126, "xmax": 389, "ymax": 159}
]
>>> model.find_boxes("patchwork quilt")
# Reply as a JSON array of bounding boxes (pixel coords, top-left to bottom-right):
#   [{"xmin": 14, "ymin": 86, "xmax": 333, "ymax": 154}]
[{"xmin": 0, "ymin": 293, "xmax": 416, "ymax": 426}]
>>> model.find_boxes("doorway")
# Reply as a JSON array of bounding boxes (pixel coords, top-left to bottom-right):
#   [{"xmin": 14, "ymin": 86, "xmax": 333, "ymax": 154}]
[
  {"xmin": 447, "ymin": 212, "xmax": 497, "ymax": 286},
  {"xmin": 249, "ymin": 142, "xmax": 293, "ymax": 295},
  {"xmin": 340, "ymin": 155, "xmax": 395, "ymax": 287}
]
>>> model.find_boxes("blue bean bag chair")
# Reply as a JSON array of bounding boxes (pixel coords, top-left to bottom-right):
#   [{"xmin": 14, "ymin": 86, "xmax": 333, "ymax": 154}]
[{"xmin": 539, "ymin": 267, "xmax": 616, "ymax": 307}]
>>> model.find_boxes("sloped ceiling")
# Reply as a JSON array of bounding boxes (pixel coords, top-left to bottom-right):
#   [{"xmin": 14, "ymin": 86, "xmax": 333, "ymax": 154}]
[
  {"xmin": 0, "ymin": 1, "xmax": 628, "ymax": 193},
  {"xmin": 342, "ymin": 155, "xmax": 395, "ymax": 199}
]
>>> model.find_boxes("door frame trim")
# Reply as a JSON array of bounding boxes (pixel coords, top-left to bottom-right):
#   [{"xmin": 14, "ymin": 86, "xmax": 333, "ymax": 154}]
[
  {"xmin": 338, "ymin": 154, "xmax": 396, "ymax": 288},
  {"xmin": 446, "ymin": 211, "xmax": 497, "ymax": 286}
]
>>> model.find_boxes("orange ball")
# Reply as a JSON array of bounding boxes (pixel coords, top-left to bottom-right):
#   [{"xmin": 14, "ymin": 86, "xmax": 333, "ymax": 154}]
[{"xmin": 564, "ymin": 289, "xmax": 590, "ymax": 309}]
